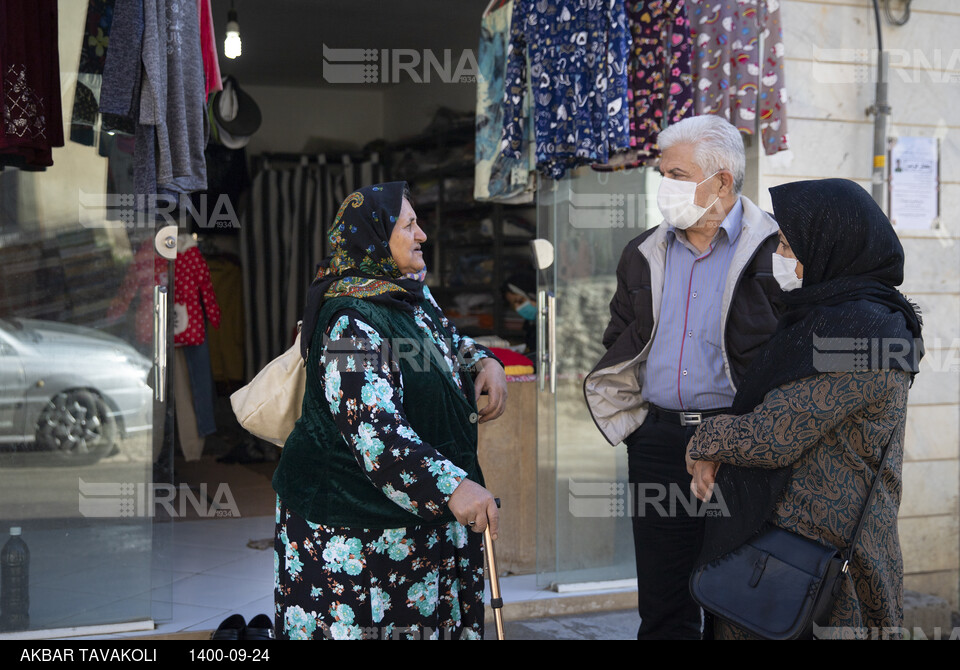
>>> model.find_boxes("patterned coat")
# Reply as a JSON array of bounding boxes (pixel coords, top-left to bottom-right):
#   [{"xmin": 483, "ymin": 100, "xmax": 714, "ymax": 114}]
[{"xmin": 687, "ymin": 369, "xmax": 911, "ymax": 639}]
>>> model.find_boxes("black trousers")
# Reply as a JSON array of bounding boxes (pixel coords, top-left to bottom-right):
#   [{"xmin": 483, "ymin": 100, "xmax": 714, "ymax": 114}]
[{"xmin": 626, "ymin": 414, "xmax": 704, "ymax": 640}]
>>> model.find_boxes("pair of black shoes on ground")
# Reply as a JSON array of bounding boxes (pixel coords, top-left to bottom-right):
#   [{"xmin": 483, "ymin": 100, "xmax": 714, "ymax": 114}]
[{"xmin": 210, "ymin": 613, "xmax": 275, "ymax": 640}]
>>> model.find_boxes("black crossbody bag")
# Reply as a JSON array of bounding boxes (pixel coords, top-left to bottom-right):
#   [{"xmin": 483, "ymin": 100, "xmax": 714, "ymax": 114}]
[{"xmin": 689, "ymin": 434, "xmax": 895, "ymax": 640}]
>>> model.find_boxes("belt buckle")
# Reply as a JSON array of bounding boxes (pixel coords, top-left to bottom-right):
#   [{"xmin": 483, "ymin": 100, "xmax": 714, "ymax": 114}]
[{"xmin": 679, "ymin": 412, "xmax": 702, "ymax": 427}]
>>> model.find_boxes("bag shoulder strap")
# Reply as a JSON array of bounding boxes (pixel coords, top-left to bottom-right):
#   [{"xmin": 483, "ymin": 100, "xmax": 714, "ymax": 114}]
[{"xmin": 843, "ymin": 426, "xmax": 897, "ymax": 564}]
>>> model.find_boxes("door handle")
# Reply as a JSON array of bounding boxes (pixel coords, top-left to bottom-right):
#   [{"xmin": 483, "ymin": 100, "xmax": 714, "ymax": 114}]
[
  {"xmin": 153, "ymin": 285, "xmax": 167, "ymax": 402},
  {"xmin": 547, "ymin": 292, "xmax": 556, "ymax": 395},
  {"xmin": 537, "ymin": 289, "xmax": 556, "ymax": 394}
]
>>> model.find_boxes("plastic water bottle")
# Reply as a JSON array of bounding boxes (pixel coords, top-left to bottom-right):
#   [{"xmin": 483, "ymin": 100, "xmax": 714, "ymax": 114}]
[{"xmin": 0, "ymin": 526, "xmax": 29, "ymax": 631}]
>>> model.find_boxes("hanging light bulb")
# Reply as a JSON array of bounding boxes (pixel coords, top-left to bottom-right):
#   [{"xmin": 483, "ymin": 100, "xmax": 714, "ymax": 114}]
[{"xmin": 224, "ymin": 4, "xmax": 242, "ymax": 60}]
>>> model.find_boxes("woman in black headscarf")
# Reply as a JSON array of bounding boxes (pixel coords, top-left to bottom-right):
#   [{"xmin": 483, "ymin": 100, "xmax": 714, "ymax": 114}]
[
  {"xmin": 685, "ymin": 178, "xmax": 923, "ymax": 639},
  {"xmin": 272, "ymin": 182, "xmax": 507, "ymax": 640}
]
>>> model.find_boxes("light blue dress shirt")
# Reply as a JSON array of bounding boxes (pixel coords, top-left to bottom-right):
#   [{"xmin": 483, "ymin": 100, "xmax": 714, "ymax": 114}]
[{"xmin": 644, "ymin": 198, "xmax": 744, "ymax": 411}]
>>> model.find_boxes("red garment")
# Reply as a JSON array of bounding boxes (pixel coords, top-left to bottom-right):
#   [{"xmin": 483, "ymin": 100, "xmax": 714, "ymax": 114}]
[
  {"xmin": 173, "ymin": 244, "xmax": 221, "ymax": 345},
  {"xmin": 108, "ymin": 239, "xmax": 221, "ymax": 346},
  {"xmin": 197, "ymin": 0, "xmax": 222, "ymax": 101},
  {"xmin": 0, "ymin": 0, "xmax": 64, "ymax": 169}
]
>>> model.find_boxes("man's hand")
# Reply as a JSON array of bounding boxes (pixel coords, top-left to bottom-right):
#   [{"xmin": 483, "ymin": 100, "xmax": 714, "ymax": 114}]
[
  {"xmin": 474, "ymin": 358, "xmax": 507, "ymax": 423},
  {"xmin": 448, "ymin": 478, "xmax": 499, "ymax": 540}
]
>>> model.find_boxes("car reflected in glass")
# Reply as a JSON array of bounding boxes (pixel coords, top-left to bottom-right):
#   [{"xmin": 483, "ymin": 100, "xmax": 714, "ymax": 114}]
[{"xmin": 0, "ymin": 318, "xmax": 152, "ymax": 465}]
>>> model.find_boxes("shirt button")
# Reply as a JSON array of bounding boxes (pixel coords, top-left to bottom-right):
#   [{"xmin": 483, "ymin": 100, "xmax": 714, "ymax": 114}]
[
  {"xmin": 688, "ymin": 331, "xmax": 692, "ymax": 337},
  {"xmin": 682, "ymin": 370, "xmax": 688, "ymax": 376},
  {"xmin": 469, "ymin": 412, "xmax": 479, "ymax": 424},
  {"xmin": 692, "ymin": 292, "xmax": 697, "ymax": 298}
]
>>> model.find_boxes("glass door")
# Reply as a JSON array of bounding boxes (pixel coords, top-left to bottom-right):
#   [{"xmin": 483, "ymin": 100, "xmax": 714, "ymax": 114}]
[
  {"xmin": 0, "ymin": 0, "xmax": 172, "ymax": 636},
  {"xmin": 534, "ymin": 167, "xmax": 661, "ymax": 588}
]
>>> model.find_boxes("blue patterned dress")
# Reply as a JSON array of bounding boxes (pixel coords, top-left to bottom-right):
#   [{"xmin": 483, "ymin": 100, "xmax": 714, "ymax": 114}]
[
  {"xmin": 501, "ymin": 0, "xmax": 632, "ymax": 179},
  {"xmin": 275, "ymin": 289, "xmax": 490, "ymax": 640}
]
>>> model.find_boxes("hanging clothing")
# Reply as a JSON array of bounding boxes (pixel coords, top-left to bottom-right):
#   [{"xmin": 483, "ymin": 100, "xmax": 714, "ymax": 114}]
[
  {"xmin": 173, "ymin": 347, "xmax": 206, "ymax": 461},
  {"xmin": 139, "ymin": 0, "xmax": 208, "ymax": 194},
  {"xmin": 0, "ymin": 0, "xmax": 64, "ymax": 170},
  {"xmin": 109, "ymin": 235, "xmax": 221, "ymax": 348},
  {"xmin": 100, "ymin": 0, "xmax": 207, "ymax": 195},
  {"xmin": 99, "ymin": 0, "xmax": 144, "ymax": 124},
  {"xmin": 626, "ymin": 0, "xmax": 695, "ymax": 163},
  {"xmin": 206, "ymin": 254, "xmax": 245, "ymax": 383},
  {"xmin": 70, "ymin": 0, "xmax": 118, "ymax": 147},
  {"xmin": 196, "ymin": 0, "xmax": 222, "ymax": 102},
  {"xmin": 501, "ymin": 0, "xmax": 632, "ymax": 179},
  {"xmin": 174, "ymin": 234, "xmax": 220, "ymax": 346},
  {"xmin": 181, "ymin": 337, "xmax": 217, "ymax": 437},
  {"xmin": 474, "ymin": 0, "xmax": 535, "ymax": 202},
  {"xmin": 688, "ymin": 0, "xmax": 789, "ymax": 155}
]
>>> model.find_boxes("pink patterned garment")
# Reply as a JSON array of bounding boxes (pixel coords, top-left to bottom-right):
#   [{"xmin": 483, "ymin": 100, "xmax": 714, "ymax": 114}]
[
  {"xmin": 688, "ymin": 0, "xmax": 789, "ymax": 155},
  {"xmin": 627, "ymin": 0, "xmax": 695, "ymax": 163}
]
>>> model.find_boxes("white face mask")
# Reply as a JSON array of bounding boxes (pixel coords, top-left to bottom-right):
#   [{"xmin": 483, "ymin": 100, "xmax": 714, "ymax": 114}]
[
  {"xmin": 771, "ymin": 253, "xmax": 803, "ymax": 292},
  {"xmin": 656, "ymin": 172, "xmax": 720, "ymax": 230}
]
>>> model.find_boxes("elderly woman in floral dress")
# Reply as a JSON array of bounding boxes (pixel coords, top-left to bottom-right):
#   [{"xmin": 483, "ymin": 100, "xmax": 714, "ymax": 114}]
[{"xmin": 272, "ymin": 182, "xmax": 507, "ymax": 640}]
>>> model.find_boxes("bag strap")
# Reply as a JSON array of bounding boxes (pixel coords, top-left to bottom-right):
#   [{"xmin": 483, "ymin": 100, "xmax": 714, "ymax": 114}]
[{"xmin": 840, "ymin": 427, "xmax": 897, "ymax": 570}]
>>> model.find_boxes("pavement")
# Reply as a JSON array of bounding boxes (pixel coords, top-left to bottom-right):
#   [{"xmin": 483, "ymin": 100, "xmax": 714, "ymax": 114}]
[{"xmin": 490, "ymin": 609, "xmax": 639, "ymax": 640}]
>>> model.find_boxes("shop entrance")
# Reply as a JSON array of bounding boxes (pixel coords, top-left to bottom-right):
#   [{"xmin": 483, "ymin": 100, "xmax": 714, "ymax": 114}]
[{"xmin": 533, "ymin": 167, "xmax": 663, "ymax": 588}]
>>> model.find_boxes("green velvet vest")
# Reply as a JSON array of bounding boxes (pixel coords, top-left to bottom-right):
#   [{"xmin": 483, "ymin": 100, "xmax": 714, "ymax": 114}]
[{"xmin": 272, "ymin": 296, "xmax": 483, "ymax": 528}]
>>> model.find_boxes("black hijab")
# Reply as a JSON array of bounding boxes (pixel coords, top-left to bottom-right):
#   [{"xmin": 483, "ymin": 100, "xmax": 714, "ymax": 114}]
[
  {"xmin": 699, "ymin": 178, "xmax": 924, "ymax": 564},
  {"xmin": 300, "ymin": 182, "xmax": 425, "ymax": 359}
]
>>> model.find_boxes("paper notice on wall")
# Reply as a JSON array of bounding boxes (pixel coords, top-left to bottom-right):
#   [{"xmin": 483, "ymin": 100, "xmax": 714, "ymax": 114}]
[{"xmin": 888, "ymin": 136, "xmax": 940, "ymax": 230}]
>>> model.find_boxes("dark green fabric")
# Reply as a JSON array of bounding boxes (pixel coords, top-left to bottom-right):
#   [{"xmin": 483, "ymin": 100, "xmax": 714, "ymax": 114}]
[{"xmin": 272, "ymin": 297, "xmax": 483, "ymax": 528}]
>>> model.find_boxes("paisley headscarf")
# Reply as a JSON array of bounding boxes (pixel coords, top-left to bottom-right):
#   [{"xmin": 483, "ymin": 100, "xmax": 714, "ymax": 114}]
[{"xmin": 300, "ymin": 181, "xmax": 425, "ymax": 358}]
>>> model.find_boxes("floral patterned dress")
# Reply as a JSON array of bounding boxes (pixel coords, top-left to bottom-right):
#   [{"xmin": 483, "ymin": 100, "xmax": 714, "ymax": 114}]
[{"xmin": 275, "ymin": 289, "xmax": 491, "ymax": 640}]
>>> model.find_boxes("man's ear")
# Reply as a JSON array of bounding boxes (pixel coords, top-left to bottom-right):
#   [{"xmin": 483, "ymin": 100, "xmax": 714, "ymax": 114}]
[{"xmin": 718, "ymin": 170, "xmax": 735, "ymax": 197}]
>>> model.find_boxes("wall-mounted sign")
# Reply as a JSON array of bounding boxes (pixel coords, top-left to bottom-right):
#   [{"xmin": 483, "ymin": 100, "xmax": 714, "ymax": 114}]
[{"xmin": 888, "ymin": 136, "xmax": 940, "ymax": 230}]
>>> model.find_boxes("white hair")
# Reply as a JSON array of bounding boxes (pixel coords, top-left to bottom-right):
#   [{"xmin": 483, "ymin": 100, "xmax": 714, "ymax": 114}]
[{"xmin": 658, "ymin": 115, "xmax": 746, "ymax": 194}]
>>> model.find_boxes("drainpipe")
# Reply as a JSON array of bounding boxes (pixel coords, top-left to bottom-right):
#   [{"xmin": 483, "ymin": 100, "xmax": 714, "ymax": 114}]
[{"xmin": 868, "ymin": 0, "xmax": 891, "ymax": 209}]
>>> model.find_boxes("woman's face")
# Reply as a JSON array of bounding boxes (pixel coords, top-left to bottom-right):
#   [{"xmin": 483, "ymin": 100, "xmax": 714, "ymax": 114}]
[
  {"xmin": 505, "ymin": 291, "xmax": 527, "ymax": 311},
  {"xmin": 776, "ymin": 230, "xmax": 804, "ymax": 279},
  {"xmin": 389, "ymin": 198, "xmax": 427, "ymax": 274}
]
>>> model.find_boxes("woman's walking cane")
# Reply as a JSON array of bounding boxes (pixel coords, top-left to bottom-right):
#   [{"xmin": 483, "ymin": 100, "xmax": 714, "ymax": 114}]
[{"xmin": 484, "ymin": 498, "xmax": 505, "ymax": 640}]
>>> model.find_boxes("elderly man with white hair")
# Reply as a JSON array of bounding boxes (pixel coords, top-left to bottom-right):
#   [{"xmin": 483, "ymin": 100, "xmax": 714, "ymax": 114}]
[{"xmin": 584, "ymin": 114, "xmax": 782, "ymax": 639}]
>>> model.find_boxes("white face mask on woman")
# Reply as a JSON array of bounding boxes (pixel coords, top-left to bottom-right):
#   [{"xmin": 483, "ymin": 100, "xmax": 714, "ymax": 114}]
[
  {"xmin": 771, "ymin": 253, "xmax": 803, "ymax": 291},
  {"xmin": 656, "ymin": 172, "xmax": 719, "ymax": 230}
]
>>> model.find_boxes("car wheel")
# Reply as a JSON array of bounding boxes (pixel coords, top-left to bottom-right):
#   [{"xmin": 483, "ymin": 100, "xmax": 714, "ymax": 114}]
[{"xmin": 35, "ymin": 390, "xmax": 118, "ymax": 465}]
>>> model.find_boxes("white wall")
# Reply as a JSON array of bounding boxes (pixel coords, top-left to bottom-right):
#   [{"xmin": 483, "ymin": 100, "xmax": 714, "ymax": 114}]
[{"xmin": 771, "ymin": 0, "xmax": 960, "ymax": 607}]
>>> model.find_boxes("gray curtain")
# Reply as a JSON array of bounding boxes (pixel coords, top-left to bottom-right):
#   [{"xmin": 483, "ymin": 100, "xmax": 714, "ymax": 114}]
[{"xmin": 240, "ymin": 153, "xmax": 384, "ymax": 379}]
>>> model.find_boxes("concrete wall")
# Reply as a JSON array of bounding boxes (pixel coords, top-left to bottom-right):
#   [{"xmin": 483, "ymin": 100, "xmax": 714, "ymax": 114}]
[{"xmin": 766, "ymin": 0, "xmax": 960, "ymax": 607}]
